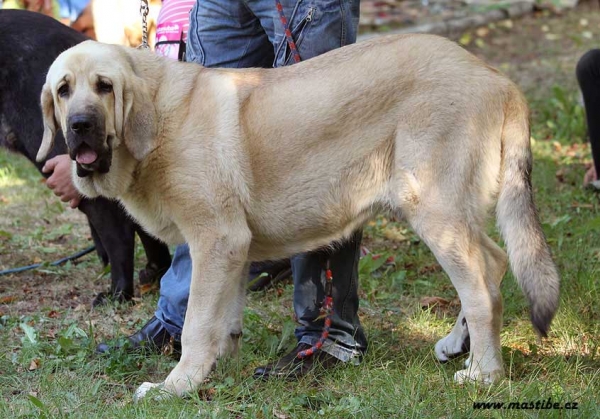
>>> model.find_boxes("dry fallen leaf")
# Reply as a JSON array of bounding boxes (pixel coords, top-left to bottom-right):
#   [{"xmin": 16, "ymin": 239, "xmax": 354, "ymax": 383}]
[
  {"xmin": 47, "ymin": 310, "xmax": 60, "ymax": 318},
  {"xmin": 28, "ymin": 358, "xmax": 41, "ymax": 371},
  {"xmin": 383, "ymin": 227, "xmax": 407, "ymax": 242},
  {"xmin": 0, "ymin": 295, "xmax": 18, "ymax": 304},
  {"xmin": 459, "ymin": 32, "xmax": 472, "ymax": 46},
  {"xmin": 420, "ymin": 296, "xmax": 450, "ymax": 309},
  {"xmin": 139, "ymin": 282, "xmax": 159, "ymax": 295},
  {"xmin": 571, "ymin": 202, "xmax": 594, "ymax": 209},
  {"xmin": 273, "ymin": 409, "xmax": 289, "ymax": 419},
  {"xmin": 197, "ymin": 387, "xmax": 216, "ymax": 401},
  {"xmin": 475, "ymin": 27, "xmax": 489, "ymax": 37},
  {"xmin": 418, "ymin": 264, "xmax": 441, "ymax": 275}
]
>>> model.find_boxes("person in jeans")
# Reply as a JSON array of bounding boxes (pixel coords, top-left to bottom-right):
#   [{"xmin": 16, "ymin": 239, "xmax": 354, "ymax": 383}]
[{"xmin": 96, "ymin": 0, "xmax": 367, "ymax": 379}]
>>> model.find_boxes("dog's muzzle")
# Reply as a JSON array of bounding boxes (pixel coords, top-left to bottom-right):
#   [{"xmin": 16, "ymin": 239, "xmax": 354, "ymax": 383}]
[{"xmin": 66, "ymin": 113, "xmax": 112, "ymax": 177}]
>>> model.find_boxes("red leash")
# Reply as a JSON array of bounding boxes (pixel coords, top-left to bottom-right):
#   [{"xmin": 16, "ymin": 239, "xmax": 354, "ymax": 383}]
[
  {"xmin": 297, "ymin": 264, "xmax": 334, "ymax": 359},
  {"xmin": 274, "ymin": 0, "xmax": 302, "ymax": 64},
  {"xmin": 273, "ymin": 1, "xmax": 333, "ymax": 359}
]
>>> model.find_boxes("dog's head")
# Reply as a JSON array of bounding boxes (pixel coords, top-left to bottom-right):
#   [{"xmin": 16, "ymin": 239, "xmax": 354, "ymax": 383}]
[{"xmin": 37, "ymin": 40, "xmax": 157, "ymax": 196}]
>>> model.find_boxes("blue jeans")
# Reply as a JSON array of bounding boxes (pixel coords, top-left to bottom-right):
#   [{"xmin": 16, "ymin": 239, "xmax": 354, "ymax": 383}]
[
  {"xmin": 155, "ymin": 0, "xmax": 366, "ymax": 363},
  {"xmin": 57, "ymin": 0, "xmax": 89, "ymax": 22}
]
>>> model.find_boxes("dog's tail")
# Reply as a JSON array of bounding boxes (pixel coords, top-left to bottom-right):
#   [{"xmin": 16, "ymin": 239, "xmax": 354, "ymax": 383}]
[{"xmin": 496, "ymin": 85, "xmax": 560, "ymax": 338}]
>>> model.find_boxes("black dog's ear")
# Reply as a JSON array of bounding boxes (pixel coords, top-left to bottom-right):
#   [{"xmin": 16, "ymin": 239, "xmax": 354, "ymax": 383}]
[
  {"xmin": 36, "ymin": 83, "xmax": 57, "ymax": 162},
  {"xmin": 114, "ymin": 73, "xmax": 157, "ymax": 161}
]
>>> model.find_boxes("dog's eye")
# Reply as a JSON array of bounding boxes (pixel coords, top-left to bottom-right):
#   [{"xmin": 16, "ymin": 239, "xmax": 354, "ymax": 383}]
[
  {"xmin": 97, "ymin": 81, "xmax": 113, "ymax": 94},
  {"xmin": 57, "ymin": 84, "xmax": 69, "ymax": 98}
]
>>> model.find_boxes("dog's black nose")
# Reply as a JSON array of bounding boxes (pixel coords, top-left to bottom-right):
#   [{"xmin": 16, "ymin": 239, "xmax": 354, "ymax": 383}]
[{"xmin": 69, "ymin": 115, "xmax": 94, "ymax": 134}]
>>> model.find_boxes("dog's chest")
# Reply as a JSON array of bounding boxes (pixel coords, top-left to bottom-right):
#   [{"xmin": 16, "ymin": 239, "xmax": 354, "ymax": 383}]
[{"xmin": 121, "ymin": 189, "xmax": 184, "ymax": 245}]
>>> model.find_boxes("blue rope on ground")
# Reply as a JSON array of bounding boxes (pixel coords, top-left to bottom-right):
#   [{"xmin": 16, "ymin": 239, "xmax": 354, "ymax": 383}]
[{"xmin": 0, "ymin": 246, "xmax": 96, "ymax": 276}]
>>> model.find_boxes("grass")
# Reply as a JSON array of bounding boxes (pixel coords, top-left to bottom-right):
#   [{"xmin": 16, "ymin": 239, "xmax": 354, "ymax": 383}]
[{"xmin": 2, "ymin": 6, "xmax": 600, "ymax": 419}]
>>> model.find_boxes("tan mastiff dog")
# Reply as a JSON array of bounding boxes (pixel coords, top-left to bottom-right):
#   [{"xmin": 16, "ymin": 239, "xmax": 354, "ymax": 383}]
[{"xmin": 37, "ymin": 36, "xmax": 560, "ymax": 399}]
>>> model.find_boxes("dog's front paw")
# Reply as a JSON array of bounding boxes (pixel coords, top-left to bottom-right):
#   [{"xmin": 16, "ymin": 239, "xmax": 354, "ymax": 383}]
[
  {"xmin": 92, "ymin": 290, "xmax": 133, "ymax": 307},
  {"xmin": 133, "ymin": 382, "xmax": 171, "ymax": 402},
  {"xmin": 453, "ymin": 367, "xmax": 504, "ymax": 385}
]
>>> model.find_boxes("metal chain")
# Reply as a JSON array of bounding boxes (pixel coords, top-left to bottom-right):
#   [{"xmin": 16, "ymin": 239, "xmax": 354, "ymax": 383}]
[{"xmin": 139, "ymin": 0, "xmax": 150, "ymax": 50}]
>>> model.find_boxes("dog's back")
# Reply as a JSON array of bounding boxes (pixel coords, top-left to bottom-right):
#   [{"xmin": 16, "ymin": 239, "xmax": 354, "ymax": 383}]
[{"xmin": 0, "ymin": 10, "xmax": 87, "ymax": 170}]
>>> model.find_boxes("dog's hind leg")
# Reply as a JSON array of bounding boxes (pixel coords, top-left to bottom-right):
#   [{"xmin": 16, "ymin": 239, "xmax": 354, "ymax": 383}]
[
  {"xmin": 434, "ymin": 234, "xmax": 508, "ymax": 367},
  {"xmin": 435, "ymin": 310, "xmax": 470, "ymax": 362},
  {"xmin": 225, "ymin": 263, "xmax": 249, "ymax": 356},
  {"xmin": 407, "ymin": 211, "xmax": 505, "ymax": 384}
]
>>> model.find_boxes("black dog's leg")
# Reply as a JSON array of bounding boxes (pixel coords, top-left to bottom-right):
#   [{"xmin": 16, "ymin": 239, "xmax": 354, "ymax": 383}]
[
  {"xmin": 136, "ymin": 227, "xmax": 171, "ymax": 286},
  {"xmin": 78, "ymin": 198, "xmax": 136, "ymax": 306},
  {"xmin": 88, "ymin": 219, "xmax": 109, "ymax": 266}
]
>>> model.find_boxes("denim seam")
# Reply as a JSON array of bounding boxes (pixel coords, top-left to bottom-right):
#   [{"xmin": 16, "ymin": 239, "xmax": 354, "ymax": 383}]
[
  {"xmin": 188, "ymin": 6, "xmax": 205, "ymax": 64},
  {"xmin": 339, "ymin": 0, "xmax": 347, "ymax": 46},
  {"xmin": 236, "ymin": 35, "xmax": 254, "ymax": 69}
]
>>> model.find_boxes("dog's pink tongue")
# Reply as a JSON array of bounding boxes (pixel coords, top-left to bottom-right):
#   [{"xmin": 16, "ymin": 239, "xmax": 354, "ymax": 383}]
[{"xmin": 76, "ymin": 148, "xmax": 98, "ymax": 165}]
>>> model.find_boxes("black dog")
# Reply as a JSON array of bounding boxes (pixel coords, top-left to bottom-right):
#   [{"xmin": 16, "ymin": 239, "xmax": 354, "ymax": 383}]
[{"xmin": 0, "ymin": 10, "xmax": 171, "ymax": 305}]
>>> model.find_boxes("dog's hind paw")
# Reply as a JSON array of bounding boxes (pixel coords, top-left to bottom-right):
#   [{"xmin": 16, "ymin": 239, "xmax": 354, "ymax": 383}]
[
  {"xmin": 453, "ymin": 368, "xmax": 504, "ymax": 385},
  {"xmin": 133, "ymin": 382, "xmax": 171, "ymax": 402},
  {"xmin": 434, "ymin": 334, "xmax": 470, "ymax": 362}
]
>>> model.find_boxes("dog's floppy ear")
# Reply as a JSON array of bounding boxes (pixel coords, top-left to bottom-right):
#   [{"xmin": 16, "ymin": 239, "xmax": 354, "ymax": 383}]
[
  {"xmin": 36, "ymin": 83, "xmax": 58, "ymax": 162},
  {"xmin": 114, "ymin": 73, "xmax": 157, "ymax": 161}
]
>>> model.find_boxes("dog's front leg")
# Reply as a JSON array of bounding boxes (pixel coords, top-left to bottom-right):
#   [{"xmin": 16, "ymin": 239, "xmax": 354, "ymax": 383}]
[{"xmin": 134, "ymin": 222, "xmax": 251, "ymax": 400}]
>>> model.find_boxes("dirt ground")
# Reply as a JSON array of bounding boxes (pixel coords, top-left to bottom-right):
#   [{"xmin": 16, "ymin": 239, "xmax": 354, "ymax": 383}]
[
  {"xmin": 460, "ymin": 1, "xmax": 600, "ymax": 96},
  {"xmin": 1, "ymin": 2, "xmax": 599, "ymax": 333}
]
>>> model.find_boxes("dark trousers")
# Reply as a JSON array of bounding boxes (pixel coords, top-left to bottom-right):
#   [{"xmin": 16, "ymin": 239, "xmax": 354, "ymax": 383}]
[{"xmin": 577, "ymin": 49, "xmax": 600, "ymax": 175}]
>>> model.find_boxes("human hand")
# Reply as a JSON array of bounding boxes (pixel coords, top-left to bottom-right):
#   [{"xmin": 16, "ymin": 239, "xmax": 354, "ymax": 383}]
[
  {"xmin": 42, "ymin": 155, "xmax": 82, "ymax": 209},
  {"xmin": 24, "ymin": 0, "xmax": 54, "ymax": 16}
]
